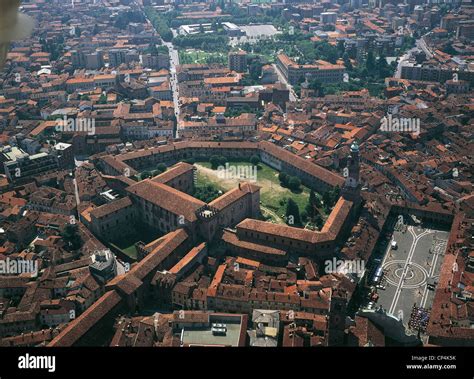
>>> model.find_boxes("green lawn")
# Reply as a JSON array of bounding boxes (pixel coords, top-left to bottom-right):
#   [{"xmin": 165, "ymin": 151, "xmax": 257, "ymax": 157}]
[
  {"xmin": 134, "ymin": 160, "xmax": 329, "ymax": 227},
  {"xmin": 111, "ymin": 242, "xmax": 138, "ymax": 260},
  {"xmin": 109, "ymin": 224, "xmax": 162, "ymax": 260},
  {"xmin": 179, "ymin": 49, "xmax": 227, "ymax": 65},
  {"xmin": 195, "ymin": 161, "xmax": 327, "ymax": 225}
]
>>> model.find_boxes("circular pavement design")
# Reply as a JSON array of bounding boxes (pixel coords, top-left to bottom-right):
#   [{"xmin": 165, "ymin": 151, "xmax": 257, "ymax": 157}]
[{"xmin": 383, "ymin": 260, "xmax": 428, "ymax": 289}]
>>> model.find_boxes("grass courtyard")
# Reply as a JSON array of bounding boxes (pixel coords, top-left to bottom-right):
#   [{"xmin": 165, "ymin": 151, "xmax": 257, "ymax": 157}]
[
  {"xmin": 194, "ymin": 161, "xmax": 327, "ymax": 225},
  {"xmin": 109, "ymin": 224, "xmax": 161, "ymax": 260}
]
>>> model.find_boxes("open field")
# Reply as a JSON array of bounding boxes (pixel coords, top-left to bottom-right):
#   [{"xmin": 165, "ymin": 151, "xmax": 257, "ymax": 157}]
[{"xmin": 195, "ymin": 161, "xmax": 325, "ymax": 225}]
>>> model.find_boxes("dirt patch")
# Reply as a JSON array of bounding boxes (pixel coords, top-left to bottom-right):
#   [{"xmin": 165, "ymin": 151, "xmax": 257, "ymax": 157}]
[{"xmin": 195, "ymin": 163, "xmax": 286, "ymax": 195}]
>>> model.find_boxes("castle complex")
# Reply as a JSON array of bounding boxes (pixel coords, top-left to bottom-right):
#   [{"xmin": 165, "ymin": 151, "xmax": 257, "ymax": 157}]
[
  {"xmin": 47, "ymin": 140, "xmax": 362, "ymax": 346},
  {"xmin": 84, "ymin": 140, "xmax": 360, "ymax": 256}
]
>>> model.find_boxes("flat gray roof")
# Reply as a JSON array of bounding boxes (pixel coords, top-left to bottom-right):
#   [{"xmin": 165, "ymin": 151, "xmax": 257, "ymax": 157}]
[{"xmin": 182, "ymin": 322, "xmax": 242, "ymax": 347}]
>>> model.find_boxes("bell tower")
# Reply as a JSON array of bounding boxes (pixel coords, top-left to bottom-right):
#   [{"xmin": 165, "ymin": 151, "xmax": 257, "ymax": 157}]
[
  {"xmin": 342, "ymin": 141, "xmax": 361, "ymax": 203},
  {"xmin": 327, "ymin": 289, "xmax": 348, "ymax": 346}
]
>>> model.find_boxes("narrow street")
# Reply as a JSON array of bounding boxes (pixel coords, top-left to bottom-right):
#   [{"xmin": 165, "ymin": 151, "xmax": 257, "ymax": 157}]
[
  {"xmin": 272, "ymin": 63, "xmax": 297, "ymax": 102},
  {"xmin": 137, "ymin": 1, "xmax": 181, "ymax": 139},
  {"xmin": 163, "ymin": 40, "xmax": 181, "ymax": 139},
  {"xmin": 416, "ymin": 36, "xmax": 433, "ymax": 59},
  {"xmin": 73, "ymin": 178, "xmax": 80, "ymax": 206},
  {"xmin": 396, "ymin": 48, "xmax": 415, "ymax": 79},
  {"xmin": 395, "ymin": 36, "xmax": 433, "ymax": 79}
]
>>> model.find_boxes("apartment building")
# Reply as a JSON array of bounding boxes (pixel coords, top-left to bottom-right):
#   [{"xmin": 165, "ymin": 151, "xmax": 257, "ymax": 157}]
[
  {"xmin": 2, "ymin": 147, "xmax": 58, "ymax": 183},
  {"xmin": 228, "ymin": 50, "xmax": 248, "ymax": 73}
]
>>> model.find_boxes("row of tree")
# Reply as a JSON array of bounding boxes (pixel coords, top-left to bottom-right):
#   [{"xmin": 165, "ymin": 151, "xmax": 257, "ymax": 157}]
[
  {"xmin": 193, "ymin": 185, "xmax": 221, "ymax": 203},
  {"xmin": 278, "ymin": 172, "xmax": 302, "ymax": 192},
  {"xmin": 145, "ymin": 7, "xmax": 173, "ymax": 42},
  {"xmin": 323, "ymin": 186, "xmax": 340, "ymax": 211},
  {"xmin": 140, "ymin": 163, "xmax": 167, "ymax": 179},
  {"xmin": 285, "ymin": 186, "xmax": 340, "ymax": 228},
  {"xmin": 209, "ymin": 155, "xmax": 228, "ymax": 170},
  {"xmin": 173, "ymin": 34, "xmax": 229, "ymax": 52},
  {"xmin": 285, "ymin": 190, "xmax": 323, "ymax": 228}
]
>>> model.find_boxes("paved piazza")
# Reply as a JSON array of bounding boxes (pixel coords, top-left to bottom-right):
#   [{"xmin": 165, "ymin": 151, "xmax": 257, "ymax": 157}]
[{"xmin": 376, "ymin": 219, "xmax": 449, "ymax": 328}]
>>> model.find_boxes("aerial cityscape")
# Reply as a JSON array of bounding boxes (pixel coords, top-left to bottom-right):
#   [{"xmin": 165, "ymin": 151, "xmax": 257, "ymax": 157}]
[{"xmin": 0, "ymin": 0, "xmax": 472, "ymax": 367}]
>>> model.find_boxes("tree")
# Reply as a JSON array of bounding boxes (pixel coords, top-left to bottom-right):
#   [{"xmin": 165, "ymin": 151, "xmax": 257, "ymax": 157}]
[
  {"xmin": 147, "ymin": 42, "xmax": 159, "ymax": 56},
  {"xmin": 343, "ymin": 52, "xmax": 353, "ymax": 71},
  {"xmin": 366, "ymin": 50, "xmax": 376, "ymax": 73},
  {"xmin": 218, "ymin": 156, "xmax": 227, "ymax": 167},
  {"xmin": 311, "ymin": 190, "xmax": 322, "ymax": 208},
  {"xmin": 324, "ymin": 185, "xmax": 340, "ymax": 209},
  {"xmin": 210, "ymin": 155, "xmax": 227, "ymax": 169},
  {"xmin": 279, "ymin": 172, "xmax": 289, "ymax": 186},
  {"xmin": 145, "ymin": 7, "xmax": 173, "ymax": 42},
  {"xmin": 376, "ymin": 54, "xmax": 390, "ymax": 79},
  {"xmin": 250, "ymin": 155, "xmax": 260, "ymax": 166},
  {"xmin": 322, "ymin": 191, "xmax": 331, "ymax": 209},
  {"xmin": 305, "ymin": 202, "xmax": 315, "ymax": 219},
  {"xmin": 141, "ymin": 171, "xmax": 152, "ymax": 179},
  {"xmin": 62, "ymin": 224, "xmax": 81, "ymax": 250},
  {"xmin": 288, "ymin": 176, "xmax": 301, "ymax": 191},
  {"xmin": 314, "ymin": 212, "xmax": 323, "ymax": 229},
  {"xmin": 193, "ymin": 184, "xmax": 220, "ymax": 203},
  {"xmin": 286, "ymin": 198, "xmax": 301, "ymax": 226},
  {"xmin": 156, "ymin": 163, "xmax": 167, "ymax": 173},
  {"xmin": 210, "ymin": 155, "xmax": 221, "ymax": 169},
  {"xmin": 309, "ymin": 79, "xmax": 324, "ymax": 97},
  {"xmin": 173, "ymin": 34, "xmax": 228, "ymax": 52},
  {"xmin": 249, "ymin": 61, "xmax": 263, "ymax": 81},
  {"xmin": 337, "ymin": 39, "xmax": 345, "ymax": 54},
  {"xmin": 307, "ymin": 189, "xmax": 321, "ymax": 216},
  {"xmin": 315, "ymin": 41, "xmax": 339, "ymax": 64},
  {"xmin": 114, "ymin": 10, "xmax": 145, "ymax": 30},
  {"xmin": 309, "ymin": 190, "xmax": 317, "ymax": 207},
  {"xmin": 332, "ymin": 185, "xmax": 341, "ymax": 205}
]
